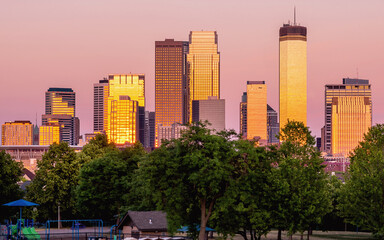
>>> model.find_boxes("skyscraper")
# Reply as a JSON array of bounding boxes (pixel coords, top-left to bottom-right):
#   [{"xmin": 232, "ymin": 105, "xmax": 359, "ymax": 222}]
[
  {"xmin": 109, "ymin": 96, "xmax": 139, "ymax": 145},
  {"xmin": 267, "ymin": 105, "xmax": 279, "ymax": 144},
  {"xmin": 155, "ymin": 39, "xmax": 189, "ymax": 147},
  {"xmin": 279, "ymin": 22, "xmax": 307, "ymax": 131},
  {"xmin": 2, "ymin": 121, "xmax": 33, "ymax": 145},
  {"xmin": 94, "ymin": 78, "xmax": 109, "ymax": 133},
  {"xmin": 192, "ymin": 96, "xmax": 225, "ymax": 132},
  {"xmin": 144, "ymin": 111, "xmax": 155, "ymax": 149},
  {"xmin": 324, "ymin": 78, "xmax": 372, "ymax": 157},
  {"xmin": 247, "ymin": 81, "xmax": 267, "ymax": 143},
  {"xmin": 107, "ymin": 74, "xmax": 144, "ymax": 145},
  {"xmin": 239, "ymin": 92, "xmax": 247, "ymax": 138},
  {"xmin": 44, "ymin": 88, "xmax": 79, "ymax": 145},
  {"xmin": 187, "ymin": 31, "xmax": 220, "ymax": 122}
]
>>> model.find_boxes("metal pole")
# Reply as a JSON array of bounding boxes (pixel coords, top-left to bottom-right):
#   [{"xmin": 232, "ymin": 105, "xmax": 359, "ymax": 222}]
[{"xmin": 57, "ymin": 204, "xmax": 59, "ymax": 229}]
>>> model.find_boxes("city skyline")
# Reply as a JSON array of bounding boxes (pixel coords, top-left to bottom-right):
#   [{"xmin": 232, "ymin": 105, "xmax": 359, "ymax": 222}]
[{"xmin": 1, "ymin": 1, "xmax": 384, "ymax": 138}]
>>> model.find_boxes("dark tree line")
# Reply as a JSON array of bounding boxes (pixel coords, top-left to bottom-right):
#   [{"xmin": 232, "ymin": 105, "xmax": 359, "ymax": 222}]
[{"xmin": 3, "ymin": 122, "xmax": 384, "ymax": 239}]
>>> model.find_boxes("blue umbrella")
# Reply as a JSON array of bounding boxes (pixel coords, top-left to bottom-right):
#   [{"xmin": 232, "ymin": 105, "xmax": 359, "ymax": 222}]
[
  {"xmin": 177, "ymin": 225, "xmax": 215, "ymax": 232},
  {"xmin": 3, "ymin": 199, "xmax": 39, "ymax": 223}
]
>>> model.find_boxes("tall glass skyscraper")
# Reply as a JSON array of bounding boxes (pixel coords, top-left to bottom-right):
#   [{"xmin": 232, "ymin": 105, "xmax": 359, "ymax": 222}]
[
  {"xmin": 94, "ymin": 79, "xmax": 109, "ymax": 133},
  {"xmin": 279, "ymin": 23, "xmax": 307, "ymax": 131},
  {"xmin": 187, "ymin": 31, "xmax": 220, "ymax": 122},
  {"xmin": 107, "ymin": 74, "xmax": 144, "ymax": 145},
  {"xmin": 155, "ymin": 39, "xmax": 189, "ymax": 147},
  {"xmin": 324, "ymin": 78, "xmax": 372, "ymax": 157},
  {"xmin": 246, "ymin": 81, "xmax": 267, "ymax": 144},
  {"xmin": 43, "ymin": 88, "xmax": 79, "ymax": 145}
]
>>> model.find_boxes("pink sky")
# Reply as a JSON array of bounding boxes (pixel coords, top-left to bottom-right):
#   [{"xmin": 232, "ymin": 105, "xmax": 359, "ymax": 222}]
[{"xmin": 1, "ymin": 0, "xmax": 384, "ymax": 139}]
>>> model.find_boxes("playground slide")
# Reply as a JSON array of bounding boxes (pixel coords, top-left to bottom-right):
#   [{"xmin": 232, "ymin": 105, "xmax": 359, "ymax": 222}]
[{"xmin": 22, "ymin": 227, "xmax": 41, "ymax": 240}]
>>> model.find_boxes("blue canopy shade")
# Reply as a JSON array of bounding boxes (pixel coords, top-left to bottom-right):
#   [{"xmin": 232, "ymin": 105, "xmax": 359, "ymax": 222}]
[
  {"xmin": 2, "ymin": 199, "xmax": 39, "ymax": 207},
  {"xmin": 177, "ymin": 225, "xmax": 215, "ymax": 232}
]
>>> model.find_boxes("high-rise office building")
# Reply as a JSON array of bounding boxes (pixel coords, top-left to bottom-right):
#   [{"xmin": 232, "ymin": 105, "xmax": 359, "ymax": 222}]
[
  {"xmin": 247, "ymin": 81, "xmax": 267, "ymax": 143},
  {"xmin": 267, "ymin": 105, "xmax": 279, "ymax": 144},
  {"xmin": 239, "ymin": 92, "xmax": 247, "ymax": 138},
  {"xmin": 109, "ymin": 96, "xmax": 139, "ymax": 145},
  {"xmin": 192, "ymin": 96, "xmax": 225, "ymax": 132},
  {"xmin": 144, "ymin": 111, "xmax": 155, "ymax": 149},
  {"xmin": 187, "ymin": 31, "xmax": 220, "ymax": 122},
  {"xmin": 155, "ymin": 39, "xmax": 189, "ymax": 147},
  {"xmin": 39, "ymin": 123, "xmax": 61, "ymax": 145},
  {"xmin": 107, "ymin": 74, "xmax": 145, "ymax": 145},
  {"xmin": 279, "ymin": 22, "xmax": 307, "ymax": 131},
  {"xmin": 94, "ymin": 79, "xmax": 109, "ymax": 133},
  {"xmin": 2, "ymin": 121, "xmax": 33, "ymax": 145},
  {"xmin": 324, "ymin": 78, "xmax": 372, "ymax": 157},
  {"xmin": 44, "ymin": 88, "xmax": 79, "ymax": 145}
]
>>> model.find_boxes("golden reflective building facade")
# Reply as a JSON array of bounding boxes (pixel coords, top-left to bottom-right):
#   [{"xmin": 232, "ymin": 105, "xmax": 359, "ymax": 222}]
[
  {"xmin": 246, "ymin": 81, "xmax": 267, "ymax": 143},
  {"xmin": 109, "ymin": 96, "xmax": 138, "ymax": 145},
  {"xmin": 107, "ymin": 74, "xmax": 144, "ymax": 145},
  {"xmin": 39, "ymin": 123, "xmax": 61, "ymax": 145},
  {"xmin": 279, "ymin": 24, "xmax": 307, "ymax": 130},
  {"xmin": 2, "ymin": 121, "xmax": 33, "ymax": 145},
  {"xmin": 187, "ymin": 31, "xmax": 220, "ymax": 122},
  {"xmin": 155, "ymin": 39, "xmax": 189, "ymax": 147},
  {"xmin": 324, "ymin": 78, "xmax": 372, "ymax": 157},
  {"xmin": 44, "ymin": 88, "xmax": 79, "ymax": 145}
]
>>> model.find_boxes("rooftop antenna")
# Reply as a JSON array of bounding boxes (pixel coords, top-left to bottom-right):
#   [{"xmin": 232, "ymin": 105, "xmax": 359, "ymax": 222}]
[
  {"xmin": 356, "ymin": 67, "xmax": 359, "ymax": 79},
  {"xmin": 294, "ymin": 6, "xmax": 297, "ymax": 26}
]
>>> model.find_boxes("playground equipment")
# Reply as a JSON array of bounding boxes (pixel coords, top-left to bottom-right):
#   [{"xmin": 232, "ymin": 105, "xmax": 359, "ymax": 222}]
[{"xmin": 45, "ymin": 219, "xmax": 103, "ymax": 240}]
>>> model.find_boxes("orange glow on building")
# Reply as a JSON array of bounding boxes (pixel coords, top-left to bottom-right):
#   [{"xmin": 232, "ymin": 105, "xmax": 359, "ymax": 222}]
[
  {"xmin": 109, "ymin": 96, "xmax": 138, "ymax": 145},
  {"xmin": 2, "ymin": 121, "xmax": 33, "ymax": 145},
  {"xmin": 187, "ymin": 31, "xmax": 220, "ymax": 122},
  {"xmin": 325, "ymin": 78, "xmax": 372, "ymax": 157},
  {"xmin": 39, "ymin": 123, "xmax": 61, "ymax": 145},
  {"xmin": 279, "ymin": 24, "xmax": 307, "ymax": 131},
  {"xmin": 246, "ymin": 81, "xmax": 267, "ymax": 144},
  {"xmin": 155, "ymin": 39, "xmax": 188, "ymax": 147}
]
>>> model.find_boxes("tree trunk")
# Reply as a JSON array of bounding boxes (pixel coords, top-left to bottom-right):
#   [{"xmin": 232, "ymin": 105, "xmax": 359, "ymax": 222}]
[
  {"xmin": 199, "ymin": 199, "xmax": 207, "ymax": 240},
  {"xmin": 239, "ymin": 230, "xmax": 247, "ymax": 240},
  {"xmin": 277, "ymin": 229, "xmax": 282, "ymax": 240},
  {"xmin": 300, "ymin": 232, "xmax": 303, "ymax": 240},
  {"xmin": 250, "ymin": 229, "xmax": 254, "ymax": 240},
  {"xmin": 289, "ymin": 234, "xmax": 293, "ymax": 240},
  {"xmin": 307, "ymin": 230, "xmax": 310, "ymax": 240}
]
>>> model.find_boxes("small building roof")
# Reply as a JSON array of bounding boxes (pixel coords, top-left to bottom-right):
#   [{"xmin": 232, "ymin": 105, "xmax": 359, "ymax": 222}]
[{"xmin": 118, "ymin": 211, "xmax": 167, "ymax": 232}]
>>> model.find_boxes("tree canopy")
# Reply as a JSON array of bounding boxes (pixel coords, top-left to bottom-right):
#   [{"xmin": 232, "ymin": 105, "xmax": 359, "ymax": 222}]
[
  {"xmin": 339, "ymin": 124, "xmax": 384, "ymax": 239},
  {"xmin": 75, "ymin": 142, "xmax": 146, "ymax": 221},
  {"xmin": 139, "ymin": 122, "xmax": 243, "ymax": 240},
  {"xmin": 0, "ymin": 151, "xmax": 23, "ymax": 221},
  {"xmin": 26, "ymin": 142, "xmax": 81, "ymax": 220}
]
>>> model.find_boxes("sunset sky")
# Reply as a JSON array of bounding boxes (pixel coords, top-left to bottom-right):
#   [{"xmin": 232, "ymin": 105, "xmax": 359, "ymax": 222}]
[{"xmin": 1, "ymin": 0, "xmax": 384, "ymax": 139}]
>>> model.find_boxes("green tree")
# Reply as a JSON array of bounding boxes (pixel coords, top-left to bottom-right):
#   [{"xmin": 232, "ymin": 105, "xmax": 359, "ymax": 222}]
[
  {"xmin": 26, "ymin": 142, "xmax": 81, "ymax": 220},
  {"xmin": 77, "ymin": 134, "xmax": 117, "ymax": 164},
  {"xmin": 339, "ymin": 124, "xmax": 384, "ymax": 239},
  {"xmin": 211, "ymin": 141, "xmax": 275, "ymax": 240},
  {"xmin": 76, "ymin": 142, "xmax": 146, "ymax": 221},
  {"xmin": 272, "ymin": 120, "xmax": 331, "ymax": 240},
  {"xmin": 0, "ymin": 151, "xmax": 23, "ymax": 221},
  {"xmin": 139, "ymin": 122, "xmax": 241, "ymax": 240}
]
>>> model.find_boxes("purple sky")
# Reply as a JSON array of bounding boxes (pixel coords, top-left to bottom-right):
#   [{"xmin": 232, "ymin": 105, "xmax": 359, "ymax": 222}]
[{"xmin": 1, "ymin": 0, "xmax": 384, "ymax": 139}]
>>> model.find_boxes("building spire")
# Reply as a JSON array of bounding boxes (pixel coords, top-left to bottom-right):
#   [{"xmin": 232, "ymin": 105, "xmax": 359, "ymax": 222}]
[{"xmin": 294, "ymin": 6, "xmax": 296, "ymax": 26}]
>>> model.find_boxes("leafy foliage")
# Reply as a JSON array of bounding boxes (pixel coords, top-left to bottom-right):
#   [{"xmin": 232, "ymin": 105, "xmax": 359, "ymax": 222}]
[
  {"xmin": 75, "ymin": 142, "xmax": 146, "ymax": 221},
  {"xmin": 339, "ymin": 124, "xmax": 384, "ymax": 239},
  {"xmin": 138, "ymin": 122, "xmax": 241, "ymax": 240},
  {"xmin": 77, "ymin": 134, "xmax": 117, "ymax": 164},
  {"xmin": 272, "ymin": 120, "xmax": 332, "ymax": 238},
  {"xmin": 26, "ymin": 142, "xmax": 81, "ymax": 221},
  {"xmin": 0, "ymin": 151, "xmax": 23, "ymax": 221}
]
